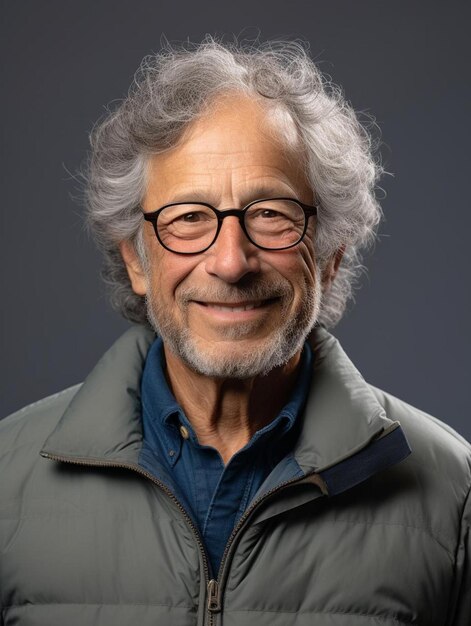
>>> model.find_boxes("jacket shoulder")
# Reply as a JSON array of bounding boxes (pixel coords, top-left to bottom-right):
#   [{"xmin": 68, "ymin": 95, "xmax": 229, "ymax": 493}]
[
  {"xmin": 370, "ymin": 384, "xmax": 471, "ymax": 482},
  {"xmin": 0, "ymin": 385, "xmax": 81, "ymax": 459}
]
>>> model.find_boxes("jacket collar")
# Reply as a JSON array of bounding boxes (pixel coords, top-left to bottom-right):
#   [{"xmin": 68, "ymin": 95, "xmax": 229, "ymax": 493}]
[
  {"xmin": 41, "ymin": 324, "xmax": 410, "ymax": 487},
  {"xmin": 42, "ymin": 325, "xmax": 155, "ymax": 464},
  {"xmin": 297, "ymin": 327, "xmax": 401, "ymax": 473}
]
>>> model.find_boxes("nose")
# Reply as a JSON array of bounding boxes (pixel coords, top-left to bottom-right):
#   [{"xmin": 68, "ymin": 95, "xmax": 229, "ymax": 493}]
[{"xmin": 204, "ymin": 216, "xmax": 261, "ymax": 283}]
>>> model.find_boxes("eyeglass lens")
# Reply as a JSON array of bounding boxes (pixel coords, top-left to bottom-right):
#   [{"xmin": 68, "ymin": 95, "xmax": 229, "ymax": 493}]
[{"xmin": 156, "ymin": 199, "xmax": 306, "ymax": 253}]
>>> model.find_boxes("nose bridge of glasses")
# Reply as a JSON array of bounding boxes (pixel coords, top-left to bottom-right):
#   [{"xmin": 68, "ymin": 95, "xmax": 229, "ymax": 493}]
[
  {"xmin": 214, "ymin": 206, "xmax": 246, "ymax": 224},
  {"xmin": 212, "ymin": 206, "xmax": 250, "ymax": 243},
  {"xmin": 213, "ymin": 207, "xmax": 250, "ymax": 244}
]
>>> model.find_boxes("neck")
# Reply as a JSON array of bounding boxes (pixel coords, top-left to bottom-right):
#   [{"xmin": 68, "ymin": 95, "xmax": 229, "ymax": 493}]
[{"xmin": 163, "ymin": 346, "xmax": 302, "ymax": 464}]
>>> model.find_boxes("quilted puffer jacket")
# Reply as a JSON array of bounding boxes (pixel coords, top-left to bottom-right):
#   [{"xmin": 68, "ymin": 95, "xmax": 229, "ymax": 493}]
[{"xmin": 1, "ymin": 325, "xmax": 470, "ymax": 626}]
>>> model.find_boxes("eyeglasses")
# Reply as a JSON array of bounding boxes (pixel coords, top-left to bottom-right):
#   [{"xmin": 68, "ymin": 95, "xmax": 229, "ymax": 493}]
[{"xmin": 141, "ymin": 197, "xmax": 318, "ymax": 254}]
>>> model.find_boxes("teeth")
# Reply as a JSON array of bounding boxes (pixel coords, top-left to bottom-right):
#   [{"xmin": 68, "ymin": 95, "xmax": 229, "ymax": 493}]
[{"xmin": 210, "ymin": 301, "xmax": 261, "ymax": 312}]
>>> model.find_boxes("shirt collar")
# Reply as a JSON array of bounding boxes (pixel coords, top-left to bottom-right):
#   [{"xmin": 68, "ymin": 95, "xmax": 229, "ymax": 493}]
[
  {"xmin": 141, "ymin": 337, "xmax": 181, "ymax": 423},
  {"xmin": 140, "ymin": 337, "xmax": 183, "ymax": 466}
]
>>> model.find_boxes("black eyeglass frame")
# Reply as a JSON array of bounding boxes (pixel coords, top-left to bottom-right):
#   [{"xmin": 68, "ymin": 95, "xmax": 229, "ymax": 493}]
[{"xmin": 141, "ymin": 197, "xmax": 319, "ymax": 254}]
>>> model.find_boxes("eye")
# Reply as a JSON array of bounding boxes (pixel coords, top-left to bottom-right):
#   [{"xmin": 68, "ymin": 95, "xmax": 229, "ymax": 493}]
[
  {"xmin": 180, "ymin": 212, "xmax": 198, "ymax": 222},
  {"xmin": 260, "ymin": 209, "xmax": 281, "ymax": 218},
  {"xmin": 246, "ymin": 200, "xmax": 304, "ymax": 226},
  {"xmin": 249, "ymin": 208, "xmax": 293, "ymax": 222},
  {"xmin": 251, "ymin": 208, "xmax": 286, "ymax": 219},
  {"xmin": 174, "ymin": 211, "xmax": 211, "ymax": 223}
]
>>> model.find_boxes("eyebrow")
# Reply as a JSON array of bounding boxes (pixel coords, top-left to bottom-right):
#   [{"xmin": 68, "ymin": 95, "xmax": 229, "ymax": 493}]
[{"xmin": 167, "ymin": 186, "xmax": 297, "ymax": 207}]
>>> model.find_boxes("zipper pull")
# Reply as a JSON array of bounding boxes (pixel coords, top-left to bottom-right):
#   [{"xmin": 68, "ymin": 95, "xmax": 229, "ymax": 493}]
[{"xmin": 207, "ymin": 579, "xmax": 221, "ymax": 612}]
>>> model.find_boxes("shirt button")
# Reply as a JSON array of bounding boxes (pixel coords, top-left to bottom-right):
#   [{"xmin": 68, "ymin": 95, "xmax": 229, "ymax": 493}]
[{"xmin": 179, "ymin": 425, "xmax": 190, "ymax": 440}]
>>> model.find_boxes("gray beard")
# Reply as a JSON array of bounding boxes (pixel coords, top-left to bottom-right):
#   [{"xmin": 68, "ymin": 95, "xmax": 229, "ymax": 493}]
[{"xmin": 145, "ymin": 270, "xmax": 322, "ymax": 379}]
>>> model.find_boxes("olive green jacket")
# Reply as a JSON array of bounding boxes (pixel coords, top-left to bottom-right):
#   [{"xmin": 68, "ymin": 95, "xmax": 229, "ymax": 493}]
[{"xmin": 1, "ymin": 325, "xmax": 470, "ymax": 625}]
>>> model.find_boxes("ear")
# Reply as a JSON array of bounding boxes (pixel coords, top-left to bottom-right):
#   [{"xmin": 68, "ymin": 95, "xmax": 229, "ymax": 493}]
[
  {"xmin": 119, "ymin": 240, "xmax": 148, "ymax": 296},
  {"xmin": 321, "ymin": 245, "xmax": 345, "ymax": 290}
]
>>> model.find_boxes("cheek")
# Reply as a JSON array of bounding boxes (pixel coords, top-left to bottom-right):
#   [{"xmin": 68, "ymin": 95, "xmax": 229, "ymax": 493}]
[
  {"xmin": 273, "ymin": 243, "xmax": 319, "ymax": 292},
  {"xmin": 149, "ymin": 251, "xmax": 202, "ymax": 301},
  {"xmin": 298, "ymin": 237, "xmax": 320, "ymax": 284}
]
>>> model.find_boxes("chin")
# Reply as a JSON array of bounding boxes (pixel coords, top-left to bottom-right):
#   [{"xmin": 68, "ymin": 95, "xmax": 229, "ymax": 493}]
[{"xmin": 168, "ymin": 330, "xmax": 306, "ymax": 379}]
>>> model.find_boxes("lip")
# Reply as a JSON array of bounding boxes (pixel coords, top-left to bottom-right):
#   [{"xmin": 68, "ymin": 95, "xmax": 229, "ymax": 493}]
[{"xmin": 192, "ymin": 298, "xmax": 278, "ymax": 320}]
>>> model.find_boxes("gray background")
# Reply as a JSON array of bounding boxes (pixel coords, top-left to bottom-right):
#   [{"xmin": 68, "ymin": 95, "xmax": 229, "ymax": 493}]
[{"xmin": 1, "ymin": 0, "xmax": 470, "ymax": 441}]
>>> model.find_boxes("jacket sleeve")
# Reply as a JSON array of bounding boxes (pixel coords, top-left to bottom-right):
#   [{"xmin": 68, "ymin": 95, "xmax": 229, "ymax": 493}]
[{"xmin": 448, "ymin": 483, "xmax": 471, "ymax": 625}]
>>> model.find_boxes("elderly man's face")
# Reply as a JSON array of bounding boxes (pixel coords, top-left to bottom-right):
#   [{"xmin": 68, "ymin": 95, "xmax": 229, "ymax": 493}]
[{"xmin": 122, "ymin": 95, "xmax": 326, "ymax": 378}]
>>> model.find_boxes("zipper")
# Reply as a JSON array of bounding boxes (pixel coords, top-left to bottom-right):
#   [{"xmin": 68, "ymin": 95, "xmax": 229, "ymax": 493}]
[
  {"xmin": 207, "ymin": 578, "xmax": 220, "ymax": 625},
  {"xmin": 40, "ymin": 452, "xmax": 213, "ymax": 619}
]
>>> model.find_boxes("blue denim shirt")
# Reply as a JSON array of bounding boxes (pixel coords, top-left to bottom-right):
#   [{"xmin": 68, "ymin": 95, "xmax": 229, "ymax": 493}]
[{"xmin": 139, "ymin": 338, "xmax": 313, "ymax": 576}]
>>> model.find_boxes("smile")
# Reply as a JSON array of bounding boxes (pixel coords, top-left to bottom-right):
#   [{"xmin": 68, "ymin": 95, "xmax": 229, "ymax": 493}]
[
  {"xmin": 192, "ymin": 298, "xmax": 279, "ymax": 320},
  {"xmin": 199, "ymin": 301, "xmax": 264, "ymax": 312}
]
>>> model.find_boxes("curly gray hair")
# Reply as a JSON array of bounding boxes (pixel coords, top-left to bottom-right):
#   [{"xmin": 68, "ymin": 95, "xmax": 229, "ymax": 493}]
[{"xmin": 85, "ymin": 37, "xmax": 383, "ymax": 328}]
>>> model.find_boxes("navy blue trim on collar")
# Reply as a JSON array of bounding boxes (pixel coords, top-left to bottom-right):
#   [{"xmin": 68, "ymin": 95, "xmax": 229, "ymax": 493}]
[{"xmin": 318, "ymin": 425, "xmax": 412, "ymax": 497}]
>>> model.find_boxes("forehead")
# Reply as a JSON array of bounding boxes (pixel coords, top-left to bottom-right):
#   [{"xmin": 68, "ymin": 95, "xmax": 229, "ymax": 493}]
[
  {"xmin": 144, "ymin": 94, "xmax": 311, "ymax": 207},
  {"xmin": 183, "ymin": 93, "xmax": 301, "ymax": 153}
]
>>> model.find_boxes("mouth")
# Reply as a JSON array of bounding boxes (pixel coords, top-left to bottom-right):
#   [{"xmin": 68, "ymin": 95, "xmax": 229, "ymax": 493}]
[
  {"xmin": 192, "ymin": 297, "xmax": 280, "ymax": 320},
  {"xmin": 199, "ymin": 300, "xmax": 261, "ymax": 312},
  {"xmin": 196, "ymin": 298, "xmax": 278, "ymax": 310}
]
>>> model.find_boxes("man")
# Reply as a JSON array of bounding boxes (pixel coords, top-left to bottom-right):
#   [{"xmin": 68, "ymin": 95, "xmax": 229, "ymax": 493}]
[{"xmin": 1, "ymin": 38, "xmax": 470, "ymax": 626}]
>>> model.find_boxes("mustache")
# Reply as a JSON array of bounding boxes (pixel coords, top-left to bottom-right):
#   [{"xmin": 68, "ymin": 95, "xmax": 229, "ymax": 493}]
[{"xmin": 177, "ymin": 276, "xmax": 293, "ymax": 305}]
